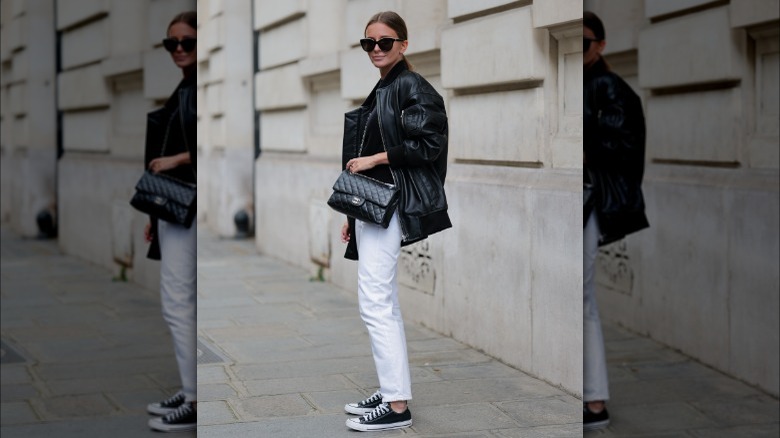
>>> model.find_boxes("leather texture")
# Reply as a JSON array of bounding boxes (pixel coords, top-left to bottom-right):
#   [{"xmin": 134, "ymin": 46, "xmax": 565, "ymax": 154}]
[
  {"xmin": 328, "ymin": 170, "xmax": 399, "ymax": 228},
  {"xmin": 341, "ymin": 62, "xmax": 451, "ymax": 260},
  {"xmin": 140, "ymin": 77, "xmax": 196, "ymax": 260},
  {"xmin": 131, "ymin": 170, "xmax": 196, "ymax": 228},
  {"xmin": 584, "ymin": 57, "xmax": 648, "ymax": 245}
]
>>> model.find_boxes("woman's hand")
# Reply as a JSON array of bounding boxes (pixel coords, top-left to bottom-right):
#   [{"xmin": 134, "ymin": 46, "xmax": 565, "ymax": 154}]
[
  {"xmin": 144, "ymin": 221, "xmax": 154, "ymax": 243},
  {"xmin": 149, "ymin": 152, "xmax": 190, "ymax": 173},
  {"xmin": 341, "ymin": 221, "xmax": 350, "ymax": 243},
  {"xmin": 346, "ymin": 152, "xmax": 388, "ymax": 173}
]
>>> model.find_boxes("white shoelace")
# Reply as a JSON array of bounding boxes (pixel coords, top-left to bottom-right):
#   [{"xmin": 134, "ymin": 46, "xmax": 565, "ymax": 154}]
[
  {"xmin": 360, "ymin": 391, "xmax": 382, "ymax": 407},
  {"xmin": 164, "ymin": 403, "xmax": 193, "ymax": 422},
  {"xmin": 160, "ymin": 390, "xmax": 185, "ymax": 407},
  {"xmin": 362, "ymin": 403, "xmax": 390, "ymax": 422}
]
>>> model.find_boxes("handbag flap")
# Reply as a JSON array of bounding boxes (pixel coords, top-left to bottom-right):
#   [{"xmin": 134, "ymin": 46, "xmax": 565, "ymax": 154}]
[
  {"xmin": 332, "ymin": 171, "xmax": 397, "ymax": 207},
  {"xmin": 135, "ymin": 171, "xmax": 197, "ymax": 205}
]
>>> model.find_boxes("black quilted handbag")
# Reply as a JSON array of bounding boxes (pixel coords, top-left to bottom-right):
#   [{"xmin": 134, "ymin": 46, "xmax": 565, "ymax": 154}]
[
  {"xmin": 131, "ymin": 170, "xmax": 196, "ymax": 227},
  {"xmin": 130, "ymin": 108, "xmax": 196, "ymax": 227},
  {"xmin": 327, "ymin": 170, "xmax": 400, "ymax": 228}
]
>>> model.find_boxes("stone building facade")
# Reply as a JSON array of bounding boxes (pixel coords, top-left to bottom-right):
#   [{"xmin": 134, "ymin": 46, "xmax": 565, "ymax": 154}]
[
  {"xmin": 1, "ymin": 0, "xmax": 56, "ymax": 238},
  {"xmin": 4, "ymin": 0, "xmax": 586, "ymax": 396},
  {"xmin": 209, "ymin": 0, "xmax": 585, "ymax": 395},
  {"xmin": 585, "ymin": 0, "xmax": 779, "ymax": 396},
  {"xmin": 1, "ymin": 0, "xmax": 196, "ymax": 291}
]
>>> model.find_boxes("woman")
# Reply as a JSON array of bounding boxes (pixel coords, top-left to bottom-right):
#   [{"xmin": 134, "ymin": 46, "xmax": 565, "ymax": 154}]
[
  {"xmin": 339, "ymin": 11, "xmax": 451, "ymax": 432},
  {"xmin": 143, "ymin": 11, "xmax": 198, "ymax": 433},
  {"xmin": 583, "ymin": 11, "xmax": 648, "ymax": 431}
]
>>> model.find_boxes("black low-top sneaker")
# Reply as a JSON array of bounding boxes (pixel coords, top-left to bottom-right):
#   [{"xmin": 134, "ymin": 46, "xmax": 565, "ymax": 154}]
[
  {"xmin": 583, "ymin": 405, "xmax": 610, "ymax": 431},
  {"xmin": 346, "ymin": 403, "xmax": 412, "ymax": 432},
  {"xmin": 147, "ymin": 390, "xmax": 186, "ymax": 416},
  {"xmin": 148, "ymin": 402, "xmax": 196, "ymax": 432},
  {"xmin": 345, "ymin": 390, "xmax": 383, "ymax": 415}
]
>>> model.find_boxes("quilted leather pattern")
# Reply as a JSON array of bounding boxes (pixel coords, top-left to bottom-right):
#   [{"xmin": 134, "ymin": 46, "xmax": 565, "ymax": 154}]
[
  {"xmin": 131, "ymin": 171, "xmax": 196, "ymax": 227},
  {"xmin": 328, "ymin": 171, "xmax": 399, "ymax": 228}
]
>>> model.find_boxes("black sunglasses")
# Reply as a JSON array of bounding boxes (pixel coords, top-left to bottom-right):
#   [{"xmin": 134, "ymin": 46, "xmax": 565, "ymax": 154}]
[
  {"xmin": 163, "ymin": 38, "xmax": 197, "ymax": 53},
  {"xmin": 584, "ymin": 38, "xmax": 601, "ymax": 52},
  {"xmin": 360, "ymin": 37, "xmax": 404, "ymax": 52}
]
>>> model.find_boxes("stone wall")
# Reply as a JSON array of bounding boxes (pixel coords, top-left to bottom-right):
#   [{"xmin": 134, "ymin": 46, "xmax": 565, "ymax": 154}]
[
  {"xmin": 0, "ymin": 0, "xmax": 57, "ymax": 236},
  {"xmin": 197, "ymin": 0, "xmax": 254, "ymax": 237},
  {"xmin": 585, "ymin": 0, "xmax": 780, "ymax": 396},
  {"xmin": 1, "ymin": 0, "xmax": 196, "ymax": 291},
  {"xmin": 251, "ymin": 0, "xmax": 584, "ymax": 396}
]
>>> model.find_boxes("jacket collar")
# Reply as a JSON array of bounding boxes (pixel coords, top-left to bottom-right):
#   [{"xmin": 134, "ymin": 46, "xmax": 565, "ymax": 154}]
[
  {"xmin": 360, "ymin": 60, "xmax": 408, "ymax": 107},
  {"xmin": 585, "ymin": 56, "xmax": 609, "ymax": 81},
  {"xmin": 180, "ymin": 73, "xmax": 196, "ymax": 88},
  {"xmin": 378, "ymin": 59, "xmax": 408, "ymax": 88}
]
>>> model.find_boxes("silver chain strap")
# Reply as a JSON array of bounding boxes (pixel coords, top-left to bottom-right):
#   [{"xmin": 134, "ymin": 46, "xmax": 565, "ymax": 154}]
[
  {"xmin": 158, "ymin": 108, "xmax": 179, "ymax": 157},
  {"xmin": 357, "ymin": 106, "xmax": 376, "ymax": 158}
]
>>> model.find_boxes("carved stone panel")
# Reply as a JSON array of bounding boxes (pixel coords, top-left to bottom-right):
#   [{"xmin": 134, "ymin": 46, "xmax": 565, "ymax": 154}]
[
  {"xmin": 399, "ymin": 240, "xmax": 435, "ymax": 295},
  {"xmin": 596, "ymin": 239, "xmax": 633, "ymax": 295}
]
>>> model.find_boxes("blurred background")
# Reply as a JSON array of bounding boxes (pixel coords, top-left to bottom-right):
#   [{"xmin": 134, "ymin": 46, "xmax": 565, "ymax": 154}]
[
  {"xmin": 585, "ymin": 0, "xmax": 779, "ymax": 399},
  {"xmin": 1, "ymin": 1, "xmax": 196, "ymax": 436},
  {"xmin": 0, "ymin": 0, "xmax": 196, "ymax": 290}
]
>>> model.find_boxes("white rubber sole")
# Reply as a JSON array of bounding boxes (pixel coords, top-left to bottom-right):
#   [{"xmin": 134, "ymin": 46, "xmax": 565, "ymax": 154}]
[
  {"xmin": 344, "ymin": 404, "xmax": 375, "ymax": 415},
  {"xmin": 147, "ymin": 404, "xmax": 179, "ymax": 416},
  {"xmin": 345, "ymin": 418, "xmax": 412, "ymax": 432},
  {"xmin": 148, "ymin": 417, "xmax": 197, "ymax": 432}
]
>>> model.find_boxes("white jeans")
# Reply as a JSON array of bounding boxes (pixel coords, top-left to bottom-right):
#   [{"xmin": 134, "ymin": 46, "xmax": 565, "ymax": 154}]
[
  {"xmin": 158, "ymin": 220, "xmax": 197, "ymax": 402},
  {"xmin": 584, "ymin": 212, "xmax": 609, "ymax": 402},
  {"xmin": 355, "ymin": 213, "xmax": 412, "ymax": 403}
]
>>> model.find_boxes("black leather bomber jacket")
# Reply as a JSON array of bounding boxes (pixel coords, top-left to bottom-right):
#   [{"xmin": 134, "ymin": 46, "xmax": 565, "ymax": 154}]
[
  {"xmin": 145, "ymin": 76, "xmax": 197, "ymax": 260},
  {"xmin": 584, "ymin": 57, "xmax": 649, "ymax": 246},
  {"xmin": 177, "ymin": 77, "xmax": 197, "ymax": 169},
  {"xmin": 343, "ymin": 62, "xmax": 452, "ymax": 260}
]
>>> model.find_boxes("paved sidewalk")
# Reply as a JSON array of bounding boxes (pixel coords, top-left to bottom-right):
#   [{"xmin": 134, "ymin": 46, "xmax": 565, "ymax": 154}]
[
  {"xmin": 585, "ymin": 321, "xmax": 780, "ymax": 437},
  {"xmin": 196, "ymin": 230, "xmax": 582, "ymax": 437},
  {"xmin": 0, "ymin": 224, "xmax": 195, "ymax": 437}
]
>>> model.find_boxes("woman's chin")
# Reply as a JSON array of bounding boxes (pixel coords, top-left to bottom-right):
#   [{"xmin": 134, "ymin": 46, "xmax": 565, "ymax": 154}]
[{"xmin": 176, "ymin": 62, "xmax": 195, "ymax": 70}]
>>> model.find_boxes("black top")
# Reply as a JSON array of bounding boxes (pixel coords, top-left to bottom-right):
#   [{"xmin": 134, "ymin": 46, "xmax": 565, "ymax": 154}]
[{"xmin": 358, "ymin": 101, "xmax": 394, "ymax": 184}]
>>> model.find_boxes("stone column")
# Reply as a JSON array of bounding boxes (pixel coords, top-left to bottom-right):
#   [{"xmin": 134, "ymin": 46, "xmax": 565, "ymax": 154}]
[
  {"xmin": 0, "ymin": 0, "xmax": 57, "ymax": 237},
  {"xmin": 198, "ymin": 0, "xmax": 254, "ymax": 237}
]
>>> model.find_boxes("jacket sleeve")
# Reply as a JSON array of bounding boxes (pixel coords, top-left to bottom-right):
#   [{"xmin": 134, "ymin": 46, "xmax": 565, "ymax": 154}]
[
  {"xmin": 387, "ymin": 91, "xmax": 448, "ymax": 167},
  {"xmin": 183, "ymin": 86, "xmax": 197, "ymax": 172},
  {"xmin": 585, "ymin": 75, "xmax": 645, "ymax": 172}
]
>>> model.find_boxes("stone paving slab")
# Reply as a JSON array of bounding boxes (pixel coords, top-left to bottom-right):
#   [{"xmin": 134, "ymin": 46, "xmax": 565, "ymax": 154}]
[
  {"xmin": 687, "ymin": 423, "xmax": 780, "ymax": 437},
  {"xmin": 0, "ymin": 414, "xmax": 183, "ymax": 438},
  {"xmin": 0, "ymin": 224, "xmax": 194, "ymax": 437},
  {"xmin": 196, "ymin": 229, "xmax": 581, "ymax": 436},
  {"xmin": 585, "ymin": 322, "xmax": 780, "ymax": 437},
  {"xmin": 196, "ymin": 413, "xmax": 406, "ymax": 438},
  {"xmin": 495, "ymin": 396, "xmax": 582, "ymax": 427},
  {"xmin": 495, "ymin": 423, "xmax": 583, "ymax": 437}
]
